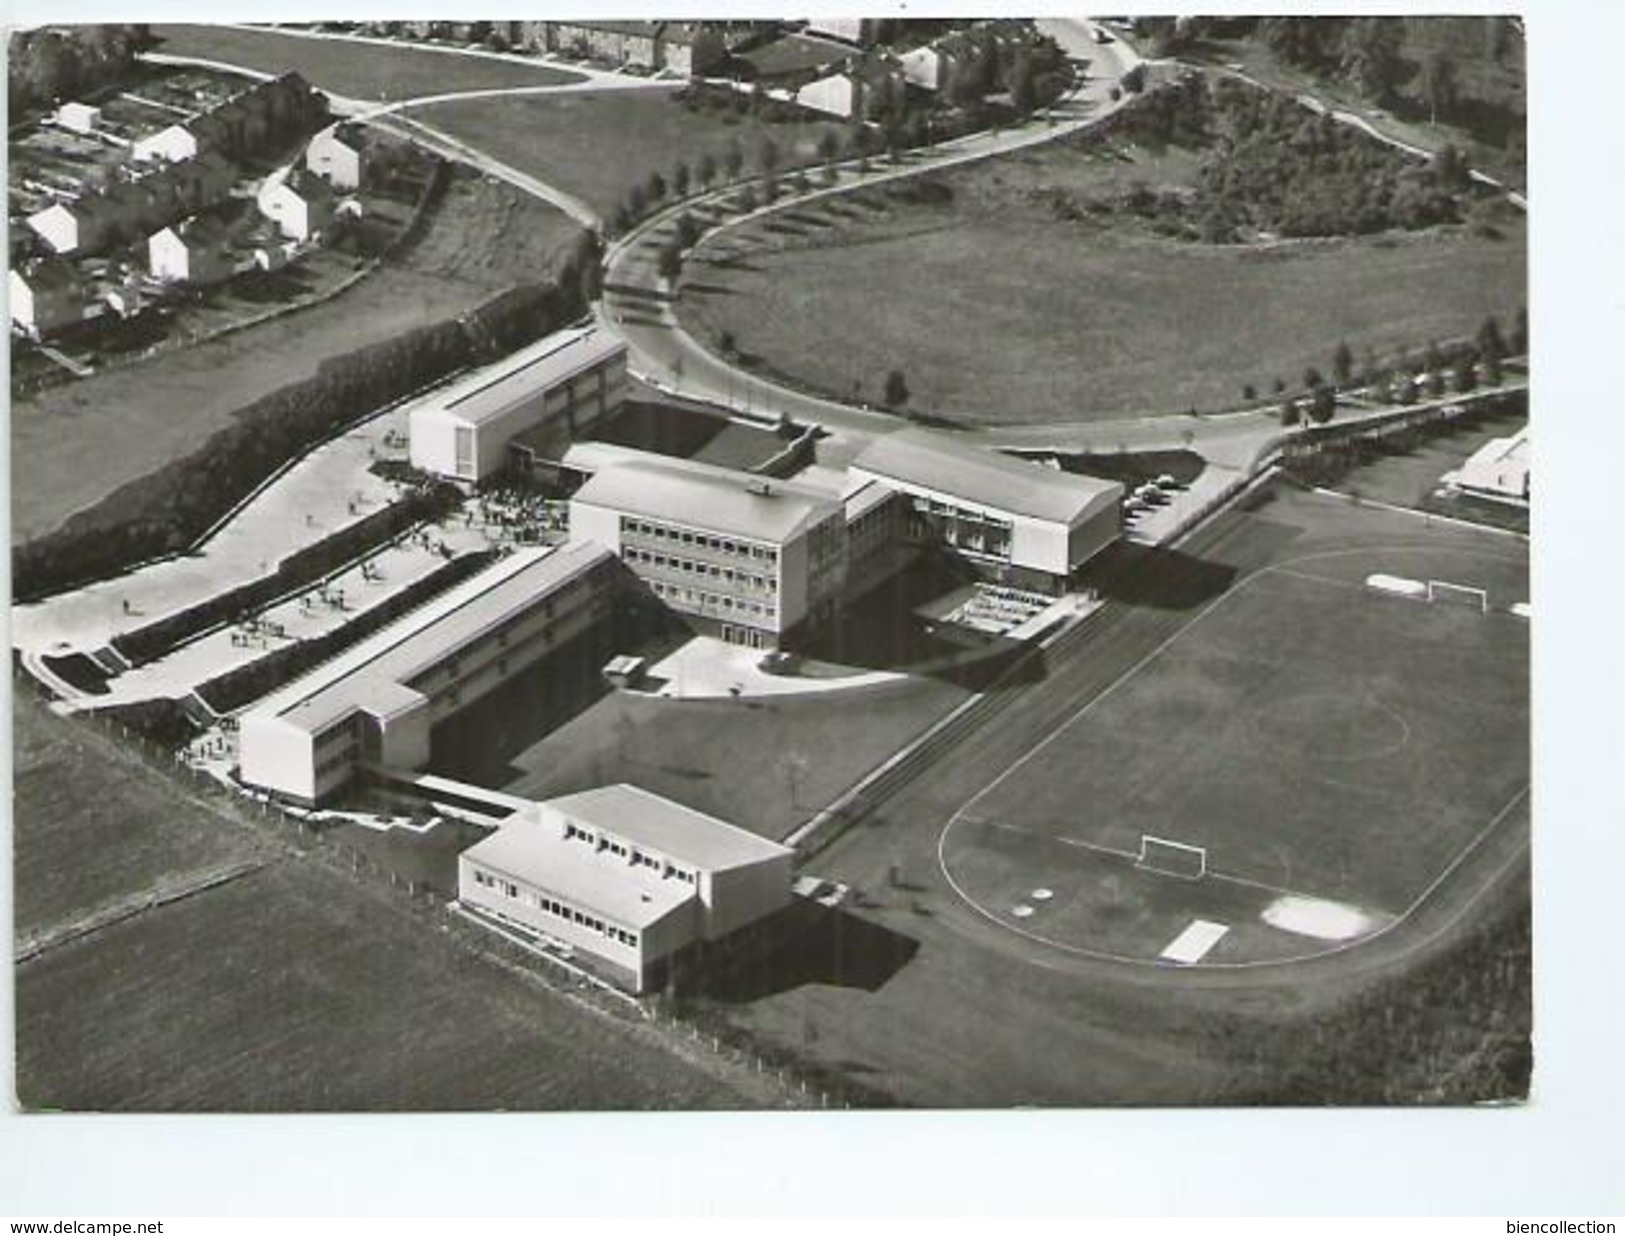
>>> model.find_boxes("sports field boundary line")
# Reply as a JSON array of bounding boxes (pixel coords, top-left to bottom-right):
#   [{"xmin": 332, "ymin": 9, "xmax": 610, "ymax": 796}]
[
  {"xmin": 1307, "ymin": 486, "xmax": 1530, "ymax": 542},
  {"xmin": 937, "ymin": 539, "xmax": 1531, "ymax": 971}
]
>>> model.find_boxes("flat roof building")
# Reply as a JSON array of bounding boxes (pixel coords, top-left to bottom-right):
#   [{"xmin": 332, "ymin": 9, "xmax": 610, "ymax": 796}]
[
  {"xmin": 459, "ymin": 783, "xmax": 794, "ymax": 993},
  {"xmin": 410, "ymin": 327, "xmax": 629, "ymax": 483},
  {"xmin": 1445, "ymin": 425, "xmax": 1529, "ymax": 506},
  {"xmin": 238, "ymin": 542, "xmax": 620, "ymax": 805},
  {"xmin": 848, "ymin": 427, "xmax": 1123, "ymax": 589},
  {"xmin": 569, "ymin": 455, "xmax": 846, "ymax": 650}
]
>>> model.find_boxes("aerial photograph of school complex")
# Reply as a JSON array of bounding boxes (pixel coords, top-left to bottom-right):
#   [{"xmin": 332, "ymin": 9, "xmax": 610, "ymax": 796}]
[{"xmin": 9, "ymin": 15, "xmax": 1531, "ymax": 1111}]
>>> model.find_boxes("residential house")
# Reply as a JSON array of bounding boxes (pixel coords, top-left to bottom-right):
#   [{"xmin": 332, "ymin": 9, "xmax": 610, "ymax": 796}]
[
  {"xmin": 305, "ymin": 122, "xmax": 367, "ymax": 190},
  {"xmin": 54, "ymin": 101, "xmax": 103, "ymax": 134},
  {"xmin": 8, "ymin": 260, "xmax": 87, "ymax": 337},
  {"xmin": 148, "ymin": 217, "xmax": 235, "ymax": 285},
  {"xmin": 257, "ymin": 170, "xmax": 335, "ymax": 241}
]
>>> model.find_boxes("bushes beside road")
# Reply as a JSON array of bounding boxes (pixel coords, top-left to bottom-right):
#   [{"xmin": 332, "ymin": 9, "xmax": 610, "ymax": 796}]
[{"xmin": 12, "ymin": 235, "xmax": 601, "ymax": 605}]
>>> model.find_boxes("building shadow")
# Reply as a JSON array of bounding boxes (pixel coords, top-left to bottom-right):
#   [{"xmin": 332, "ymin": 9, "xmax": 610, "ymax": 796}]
[
  {"xmin": 688, "ymin": 902, "xmax": 920, "ymax": 1001},
  {"xmin": 1086, "ymin": 542, "xmax": 1240, "ymax": 611}
]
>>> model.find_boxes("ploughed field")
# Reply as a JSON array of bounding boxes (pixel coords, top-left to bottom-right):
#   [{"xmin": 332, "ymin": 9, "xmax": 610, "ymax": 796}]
[
  {"xmin": 12, "ymin": 690, "xmax": 759, "ymax": 1111},
  {"xmin": 675, "ymin": 139, "xmax": 1526, "ymax": 427}
]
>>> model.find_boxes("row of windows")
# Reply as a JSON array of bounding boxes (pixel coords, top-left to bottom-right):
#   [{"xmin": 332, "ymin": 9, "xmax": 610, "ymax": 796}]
[
  {"xmin": 621, "ymin": 518, "xmax": 778, "ymax": 563},
  {"xmin": 562, "ymin": 823, "xmax": 698, "ymax": 885},
  {"xmin": 622, "ymin": 546, "xmax": 777, "ymax": 592},
  {"xmin": 315, "ymin": 743, "xmax": 356, "ymax": 778},
  {"xmin": 472, "ymin": 869, "xmax": 639, "ymax": 948},
  {"xmin": 648, "ymin": 579, "xmax": 777, "ymax": 622}
]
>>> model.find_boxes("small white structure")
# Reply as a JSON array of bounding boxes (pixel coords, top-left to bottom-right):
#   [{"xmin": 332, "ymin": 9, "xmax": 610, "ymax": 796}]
[
  {"xmin": 458, "ymin": 783, "xmax": 794, "ymax": 993},
  {"xmin": 148, "ymin": 218, "xmax": 234, "ymax": 285},
  {"xmin": 54, "ymin": 101, "xmax": 103, "ymax": 134},
  {"xmin": 8, "ymin": 261, "xmax": 86, "ymax": 336},
  {"xmin": 899, "ymin": 45, "xmax": 946, "ymax": 90},
  {"xmin": 794, "ymin": 71, "xmax": 859, "ymax": 119},
  {"xmin": 305, "ymin": 122, "xmax": 367, "ymax": 190},
  {"xmin": 849, "ymin": 427, "xmax": 1123, "ymax": 590},
  {"xmin": 133, "ymin": 122, "xmax": 201, "ymax": 164},
  {"xmin": 409, "ymin": 326, "xmax": 629, "ymax": 483},
  {"xmin": 1443, "ymin": 425, "xmax": 1530, "ymax": 506},
  {"xmin": 257, "ymin": 170, "xmax": 335, "ymax": 241}
]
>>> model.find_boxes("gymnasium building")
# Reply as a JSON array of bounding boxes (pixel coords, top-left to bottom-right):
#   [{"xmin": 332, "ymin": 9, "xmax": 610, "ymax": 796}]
[
  {"xmin": 457, "ymin": 783, "xmax": 795, "ymax": 993},
  {"xmin": 847, "ymin": 427, "xmax": 1123, "ymax": 592}
]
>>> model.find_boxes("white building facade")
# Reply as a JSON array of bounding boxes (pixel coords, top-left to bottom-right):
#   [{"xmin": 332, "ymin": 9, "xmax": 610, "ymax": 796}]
[
  {"xmin": 569, "ymin": 456, "xmax": 847, "ymax": 651},
  {"xmin": 458, "ymin": 783, "xmax": 794, "ymax": 992},
  {"xmin": 238, "ymin": 543, "xmax": 620, "ymax": 805},
  {"xmin": 410, "ymin": 327, "xmax": 630, "ymax": 484},
  {"xmin": 848, "ymin": 427, "xmax": 1123, "ymax": 591}
]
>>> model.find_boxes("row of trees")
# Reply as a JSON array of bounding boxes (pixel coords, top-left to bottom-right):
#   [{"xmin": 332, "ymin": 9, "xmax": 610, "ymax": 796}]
[
  {"xmin": 8, "ymin": 24, "xmax": 155, "ymax": 118},
  {"xmin": 1271, "ymin": 310, "xmax": 1525, "ymax": 427}
]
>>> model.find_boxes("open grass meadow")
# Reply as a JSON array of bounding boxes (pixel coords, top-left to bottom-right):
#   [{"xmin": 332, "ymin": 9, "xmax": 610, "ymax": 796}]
[
  {"xmin": 698, "ymin": 486, "xmax": 1531, "ymax": 1106},
  {"xmin": 12, "ymin": 691, "xmax": 761, "ymax": 1111},
  {"xmin": 416, "ymin": 89, "xmax": 847, "ymax": 219},
  {"xmin": 12, "ymin": 689, "xmax": 272, "ymax": 946},
  {"xmin": 10, "ymin": 172, "xmax": 582, "ymax": 544},
  {"xmin": 488, "ymin": 677, "xmax": 970, "ymax": 845},
  {"xmin": 676, "ymin": 136, "xmax": 1526, "ymax": 427},
  {"xmin": 151, "ymin": 24, "xmax": 584, "ymax": 98}
]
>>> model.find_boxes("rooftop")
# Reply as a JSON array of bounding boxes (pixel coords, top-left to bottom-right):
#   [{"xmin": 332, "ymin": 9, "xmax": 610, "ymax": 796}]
[
  {"xmin": 246, "ymin": 541, "xmax": 613, "ymax": 735},
  {"xmin": 548, "ymin": 783, "xmax": 792, "ymax": 873},
  {"xmin": 462, "ymin": 817, "xmax": 694, "ymax": 929},
  {"xmin": 570, "ymin": 454, "xmax": 841, "ymax": 543},
  {"xmin": 436, "ymin": 327, "xmax": 626, "ymax": 429},
  {"xmin": 853, "ymin": 427, "xmax": 1123, "ymax": 525}
]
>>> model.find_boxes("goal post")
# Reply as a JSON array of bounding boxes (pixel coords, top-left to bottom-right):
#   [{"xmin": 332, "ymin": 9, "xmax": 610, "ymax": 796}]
[
  {"xmin": 1426, "ymin": 580, "xmax": 1489, "ymax": 612},
  {"xmin": 1136, "ymin": 835, "xmax": 1208, "ymax": 880}
]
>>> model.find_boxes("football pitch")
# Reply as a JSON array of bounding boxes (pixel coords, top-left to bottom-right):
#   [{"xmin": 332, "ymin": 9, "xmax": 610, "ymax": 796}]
[{"xmin": 939, "ymin": 538, "xmax": 1529, "ymax": 967}]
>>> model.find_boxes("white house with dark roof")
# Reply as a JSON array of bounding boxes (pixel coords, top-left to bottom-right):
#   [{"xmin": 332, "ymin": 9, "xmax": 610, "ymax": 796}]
[
  {"xmin": 148, "ymin": 217, "xmax": 235, "ymax": 285},
  {"xmin": 458, "ymin": 783, "xmax": 794, "ymax": 992},
  {"xmin": 848, "ymin": 427, "xmax": 1122, "ymax": 589},
  {"xmin": 305, "ymin": 122, "xmax": 368, "ymax": 190},
  {"xmin": 256, "ymin": 169, "xmax": 336, "ymax": 241},
  {"xmin": 8, "ymin": 260, "xmax": 88, "ymax": 337}
]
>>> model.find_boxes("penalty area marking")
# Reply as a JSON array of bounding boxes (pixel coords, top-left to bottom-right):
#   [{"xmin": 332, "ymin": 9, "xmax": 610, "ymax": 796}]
[{"xmin": 1160, "ymin": 920, "xmax": 1229, "ymax": 964}]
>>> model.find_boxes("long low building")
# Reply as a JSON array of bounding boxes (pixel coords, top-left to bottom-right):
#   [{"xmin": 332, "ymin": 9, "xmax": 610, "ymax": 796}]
[
  {"xmin": 1445, "ymin": 425, "xmax": 1529, "ymax": 506},
  {"xmin": 238, "ymin": 542, "xmax": 620, "ymax": 805},
  {"xmin": 458, "ymin": 783, "xmax": 793, "ymax": 993},
  {"xmin": 410, "ymin": 327, "xmax": 629, "ymax": 483},
  {"xmin": 848, "ymin": 427, "xmax": 1123, "ymax": 590},
  {"xmin": 569, "ymin": 455, "xmax": 847, "ymax": 651}
]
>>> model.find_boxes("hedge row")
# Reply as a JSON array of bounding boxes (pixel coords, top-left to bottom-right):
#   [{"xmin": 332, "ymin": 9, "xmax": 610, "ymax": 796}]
[
  {"xmin": 13, "ymin": 236, "xmax": 601, "ymax": 605},
  {"xmin": 193, "ymin": 550, "xmax": 499, "ymax": 717},
  {"xmin": 110, "ymin": 483, "xmax": 463, "ymax": 668}
]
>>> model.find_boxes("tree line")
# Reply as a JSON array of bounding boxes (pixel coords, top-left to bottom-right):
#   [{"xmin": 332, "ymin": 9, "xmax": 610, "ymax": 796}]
[{"xmin": 8, "ymin": 24, "xmax": 155, "ymax": 118}]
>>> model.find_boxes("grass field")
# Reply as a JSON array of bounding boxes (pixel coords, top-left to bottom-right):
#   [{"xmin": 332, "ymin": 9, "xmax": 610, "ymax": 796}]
[
  {"xmin": 416, "ymin": 89, "xmax": 846, "ymax": 219},
  {"xmin": 676, "ymin": 138, "xmax": 1526, "ymax": 426},
  {"xmin": 12, "ymin": 690, "xmax": 272, "ymax": 945},
  {"xmin": 692, "ymin": 487, "xmax": 1531, "ymax": 1104},
  {"xmin": 12, "ymin": 689, "xmax": 763, "ymax": 1111},
  {"xmin": 490, "ymin": 678, "xmax": 970, "ymax": 844},
  {"xmin": 947, "ymin": 544, "xmax": 1528, "ymax": 961},
  {"xmin": 152, "ymin": 24, "xmax": 583, "ymax": 98},
  {"xmin": 10, "ymin": 172, "xmax": 582, "ymax": 544}
]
